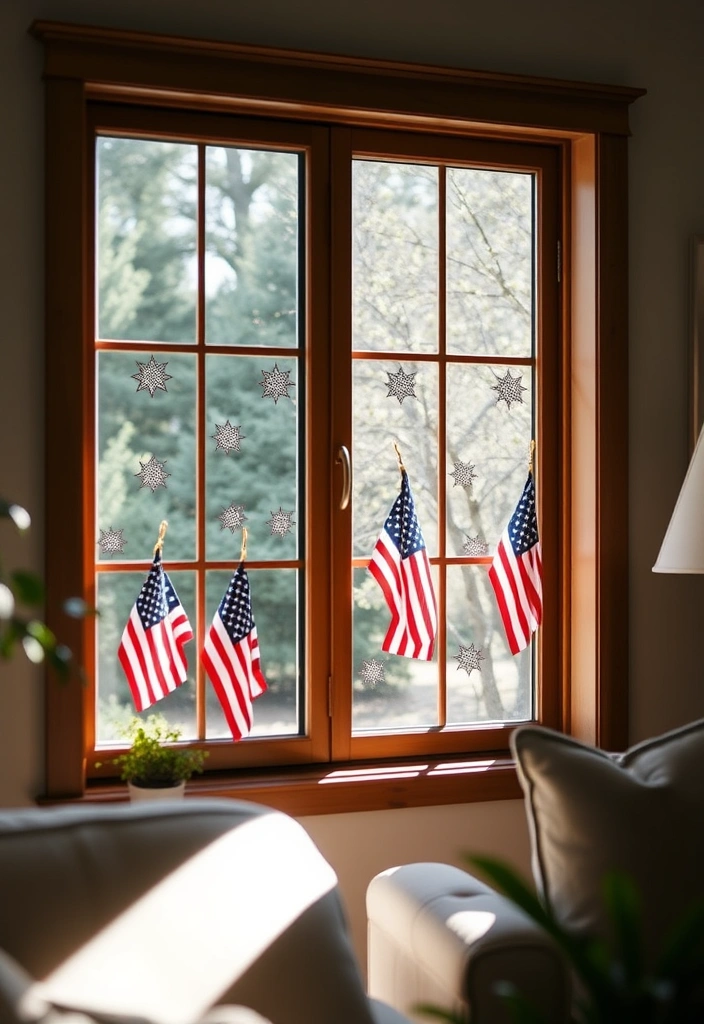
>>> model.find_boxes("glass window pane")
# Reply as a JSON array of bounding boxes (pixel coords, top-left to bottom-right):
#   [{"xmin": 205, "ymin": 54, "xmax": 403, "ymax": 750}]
[
  {"xmin": 205, "ymin": 147, "xmax": 300, "ymax": 347},
  {"xmin": 95, "ymin": 570, "xmax": 197, "ymax": 744},
  {"xmin": 205, "ymin": 569, "xmax": 301, "ymax": 738},
  {"xmin": 205, "ymin": 355, "xmax": 299, "ymax": 562},
  {"xmin": 97, "ymin": 137, "xmax": 197, "ymax": 343},
  {"xmin": 446, "ymin": 362, "xmax": 532, "ymax": 555},
  {"xmin": 352, "ymin": 359, "xmax": 437, "ymax": 559},
  {"xmin": 446, "ymin": 564, "xmax": 532, "ymax": 724},
  {"xmin": 446, "ymin": 167, "xmax": 533, "ymax": 357},
  {"xmin": 352, "ymin": 566, "xmax": 439, "ymax": 732},
  {"xmin": 353, "ymin": 160, "xmax": 438, "ymax": 354},
  {"xmin": 97, "ymin": 351, "xmax": 197, "ymax": 562}
]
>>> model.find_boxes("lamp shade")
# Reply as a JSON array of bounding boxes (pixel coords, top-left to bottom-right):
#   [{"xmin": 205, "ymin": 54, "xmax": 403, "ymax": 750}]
[{"xmin": 653, "ymin": 424, "xmax": 704, "ymax": 572}]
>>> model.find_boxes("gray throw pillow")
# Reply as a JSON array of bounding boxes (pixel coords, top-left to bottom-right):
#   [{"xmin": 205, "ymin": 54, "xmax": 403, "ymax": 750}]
[{"xmin": 511, "ymin": 717, "xmax": 704, "ymax": 963}]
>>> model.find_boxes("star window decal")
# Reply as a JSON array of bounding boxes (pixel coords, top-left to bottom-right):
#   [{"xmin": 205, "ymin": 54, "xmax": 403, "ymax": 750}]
[
  {"xmin": 491, "ymin": 369, "xmax": 527, "ymax": 410},
  {"xmin": 266, "ymin": 507, "xmax": 296, "ymax": 538},
  {"xmin": 462, "ymin": 535, "xmax": 489, "ymax": 557},
  {"xmin": 259, "ymin": 364, "xmax": 295, "ymax": 404},
  {"xmin": 385, "ymin": 365, "xmax": 418, "ymax": 404},
  {"xmin": 212, "ymin": 420, "xmax": 245, "ymax": 455},
  {"xmin": 450, "ymin": 460, "xmax": 478, "ymax": 489},
  {"xmin": 131, "ymin": 355, "xmax": 172, "ymax": 397},
  {"xmin": 218, "ymin": 503, "xmax": 248, "ymax": 534},
  {"xmin": 98, "ymin": 526, "xmax": 126, "ymax": 557},
  {"xmin": 135, "ymin": 455, "xmax": 170, "ymax": 493},
  {"xmin": 360, "ymin": 658, "xmax": 385, "ymax": 688},
  {"xmin": 454, "ymin": 642, "xmax": 485, "ymax": 677}
]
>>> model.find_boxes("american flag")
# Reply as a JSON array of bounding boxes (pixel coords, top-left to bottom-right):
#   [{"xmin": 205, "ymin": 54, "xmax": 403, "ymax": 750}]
[
  {"xmin": 201, "ymin": 564, "xmax": 267, "ymax": 740},
  {"xmin": 369, "ymin": 470, "xmax": 437, "ymax": 660},
  {"xmin": 488, "ymin": 472, "xmax": 543, "ymax": 655},
  {"xmin": 117, "ymin": 550, "xmax": 194, "ymax": 711}
]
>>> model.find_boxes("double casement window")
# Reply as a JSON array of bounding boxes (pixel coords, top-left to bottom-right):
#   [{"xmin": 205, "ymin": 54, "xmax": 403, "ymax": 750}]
[{"xmin": 35, "ymin": 22, "xmax": 641, "ymax": 811}]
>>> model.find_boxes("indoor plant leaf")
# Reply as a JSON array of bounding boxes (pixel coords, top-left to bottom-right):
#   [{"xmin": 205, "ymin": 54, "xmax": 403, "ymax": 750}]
[
  {"xmin": 10, "ymin": 569, "xmax": 45, "ymax": 606},
  {"xmin": 600, "ymin": 871, "xmax": 643, "ymax": 989}
]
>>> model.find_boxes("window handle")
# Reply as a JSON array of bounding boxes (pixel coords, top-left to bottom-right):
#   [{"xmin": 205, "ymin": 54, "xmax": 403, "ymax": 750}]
[{"xmin": 336, "ymin": 445, "xmax": 351, "ymax": 510}]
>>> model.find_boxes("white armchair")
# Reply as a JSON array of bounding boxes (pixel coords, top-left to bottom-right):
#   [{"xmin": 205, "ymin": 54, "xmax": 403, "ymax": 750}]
[
  {"xmin": 367, "ymin": 860, "xmax": 568, "ymax": 1024},
  {"xmin": 0, "ymin": 798, "xmax": 411, "ymax": 1024}
]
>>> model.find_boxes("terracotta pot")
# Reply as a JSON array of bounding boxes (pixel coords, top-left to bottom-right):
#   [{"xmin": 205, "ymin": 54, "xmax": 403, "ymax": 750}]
[{"xmin": 127, "ymin": 780, "xmax": 186, "ymax": 801}]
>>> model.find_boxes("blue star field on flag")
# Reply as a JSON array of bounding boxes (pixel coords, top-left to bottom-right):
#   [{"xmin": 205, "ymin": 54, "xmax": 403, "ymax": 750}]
[
  {"xmin": 219, "ymin": 566, "xmax": 255, "ymax": 643},
  {"xmin": 136, "ymin": 553, "xmax": 182, "ymax": 628},
  {"xmin": 386, "ymin": 473, "xmax": 426, "ymax": 558},
  {"xmin": 507, "ymin": 477, "xmax": 539, "ymax": 554}
]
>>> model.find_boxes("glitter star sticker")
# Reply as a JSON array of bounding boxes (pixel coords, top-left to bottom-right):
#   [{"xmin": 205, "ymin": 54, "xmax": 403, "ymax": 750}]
[
  {"xmin": 135, "ymin": 455, "xmax": 170, "ymax": 492},
  {"xmin": 98, "ymin": 526, "xmax": 126, "ymax": 557},
  {"xmin": 450, "ymin": 460, "xmax": 478, "ymax": 488},
  {"xmin": 491, "ymin": 369, "xmax": 527, "ymax": 410},
  {"xmin": 266, "ymin": 507, "xmax": 295, "ymax": 538},
  {"xmin": 131, "ymin": 355, "xmax": 172, "ymax": 397},
  {"xmin": 259, "ymin": 363, "xmax": 295, "ymax": 404},
  {"xmin": 454, "ymin": 642, "xmax": 485, "ymax": 676},
  {"xmin": 212, "ymin": 420, "xmax": 245, "ymax": 455},
  {"xmin": 218, "ymin": 502, "xmax": 248, "ymax": 534},
  {"xmin": 360, "ymin": 658, "xmax": 385, "ymax": 688},
  {"xmin": 385, "ymin": 365, "xmax": 418, "ymax": 404},
  {"xmin": 462, "ymin": 535, "xmax": 489, "ymax": 557}
]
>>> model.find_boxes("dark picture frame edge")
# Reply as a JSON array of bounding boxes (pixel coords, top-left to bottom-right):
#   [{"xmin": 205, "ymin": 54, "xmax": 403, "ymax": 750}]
[{"xmin": 690, "ymin": 235, "xmax": 704, "ymax": 454}]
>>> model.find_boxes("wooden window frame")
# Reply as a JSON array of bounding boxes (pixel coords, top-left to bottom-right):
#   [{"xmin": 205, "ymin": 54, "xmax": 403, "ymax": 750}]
[
  {"xmin": 330, "ymin": 129, "xmax": 562, "ymax": 761},
  {"xmin": 32, "ymin": 20, "xmax": 643, "ymax": 814}
]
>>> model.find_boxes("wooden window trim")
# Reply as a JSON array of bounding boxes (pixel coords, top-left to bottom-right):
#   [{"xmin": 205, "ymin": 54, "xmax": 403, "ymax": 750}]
[{"xmin": 33, "ymin": 20, "xmax": 643, "ymax": 813}]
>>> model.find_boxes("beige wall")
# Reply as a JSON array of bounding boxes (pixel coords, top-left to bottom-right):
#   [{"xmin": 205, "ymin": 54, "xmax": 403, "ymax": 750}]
[
  {"xmin": 300, "ymin": 799, "xmax": 532, "ymax": 977},
  {"xmin": 3, "ymin": 0, "xmax": 704, "ymax": 974}
]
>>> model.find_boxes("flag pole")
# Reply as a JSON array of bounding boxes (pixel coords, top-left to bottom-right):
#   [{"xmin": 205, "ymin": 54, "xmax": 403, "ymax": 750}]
[
  {"xmin": 240, "ymin": 526, "xmax": 248, "ymax": 563},
  {"xmin": 528, "ymin": 439, "xmax": 536, "ymax": 476},
  {"xmin": 393, "ymin": 441, "xmax": 405, "ymax": 475},
  {"xmin": 153, "ymin": 519, "xmax": 168, "ymax": 555}
]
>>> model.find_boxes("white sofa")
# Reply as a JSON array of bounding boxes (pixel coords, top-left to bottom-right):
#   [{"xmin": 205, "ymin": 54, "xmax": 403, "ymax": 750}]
[{"xmin": 0, "ymin": 798, "xmax": 412, "ymax": 1024}]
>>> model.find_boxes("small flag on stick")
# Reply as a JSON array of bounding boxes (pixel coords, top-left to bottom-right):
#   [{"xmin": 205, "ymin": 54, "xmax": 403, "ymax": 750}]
[
  {"xmin": 201, "ymin": 562, "xmax": 267, "ymax": 740},
  {"xmin": 369, "ymin": 468, "xmax": 437, "ymax": 660},
  {"xmin": 488, "ymin": 471, "xmax": 543, "ymax": 655},
  {"xmin": 117, "ymin": 545, "xmax": 194, "ymax": 711}
]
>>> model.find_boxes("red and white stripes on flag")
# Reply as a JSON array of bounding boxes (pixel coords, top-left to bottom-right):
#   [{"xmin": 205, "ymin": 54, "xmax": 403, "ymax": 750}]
[
  {"xmin": 488, "ymin": 472, "xmax": 543, "ymax": 655},
  {"xmin": 369, "ymin": 470, "xmax": 437, "ymax": 660},
  {"xmin": 201, "ymin": 563, "xmax": 267, "ymax": 740},
  {"xmin": 117, "ymin": 549, "xmax": 194, "ymax": 712}
]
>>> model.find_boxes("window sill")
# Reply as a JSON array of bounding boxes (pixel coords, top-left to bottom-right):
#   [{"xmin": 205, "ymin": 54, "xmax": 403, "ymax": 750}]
[{"xmin": 38, "ymin": 754, "xmax": 522, "ymax": 816}]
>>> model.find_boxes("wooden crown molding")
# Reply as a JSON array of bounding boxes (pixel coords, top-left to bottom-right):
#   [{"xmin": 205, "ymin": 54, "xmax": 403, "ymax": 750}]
[{"xmin": 30, "ymin": 20, "xmax": 645, "ymax": 136}]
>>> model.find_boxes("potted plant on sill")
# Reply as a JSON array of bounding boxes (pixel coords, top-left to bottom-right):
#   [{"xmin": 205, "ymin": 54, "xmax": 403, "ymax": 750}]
[{"xmin": 107, "ymin": 713, "xmax": 208, "ymax": 801}]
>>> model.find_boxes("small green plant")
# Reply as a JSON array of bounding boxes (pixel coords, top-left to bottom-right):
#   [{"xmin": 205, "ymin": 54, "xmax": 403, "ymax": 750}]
[
  {"xmin": 0, "ymin": 499, "xmax": 96, "ymax": 677},
  {"xmin": 107, "ymin": 714, "xmax": 208, "ymax": 788},
  {"xmin": 416, "ymin": 855, "xmax": 704, "ymax": 1024}
]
